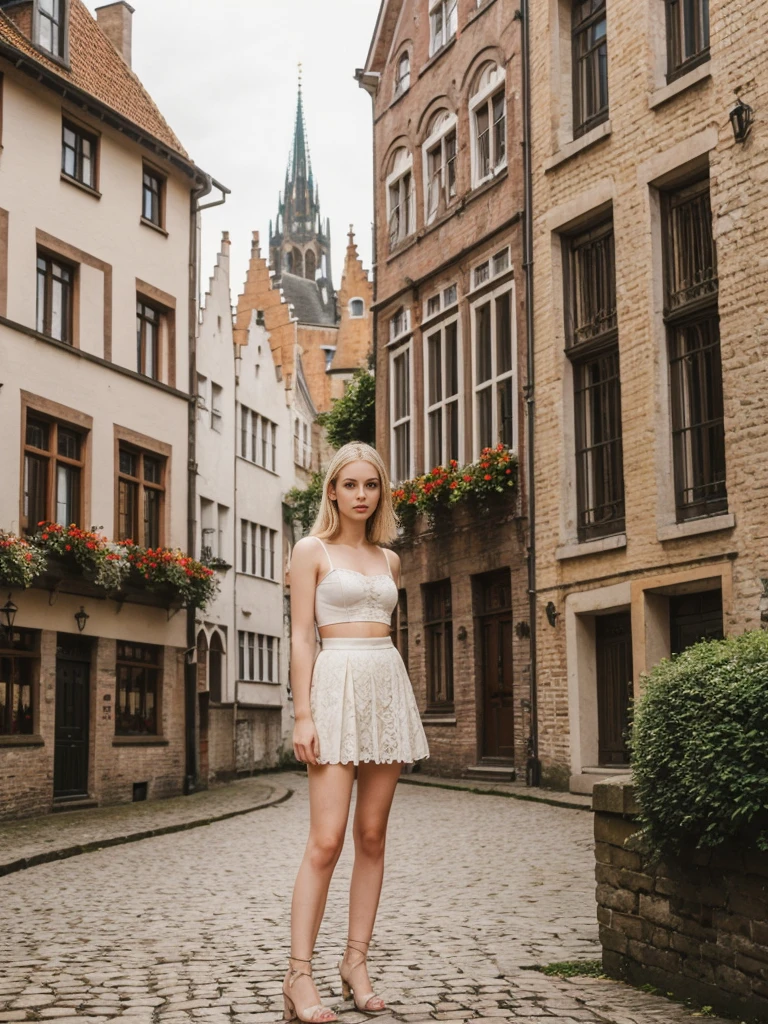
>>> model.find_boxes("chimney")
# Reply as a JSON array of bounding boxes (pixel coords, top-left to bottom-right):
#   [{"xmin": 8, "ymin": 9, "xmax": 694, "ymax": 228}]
[{"xmin": 95, "ymin": 2, "xmax": 135, "ymax": 67}]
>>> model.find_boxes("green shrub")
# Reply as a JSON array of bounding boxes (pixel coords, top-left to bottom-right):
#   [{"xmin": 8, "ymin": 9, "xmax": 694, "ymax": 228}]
[
  {"xmin": 317, "ymin": 368, "xmax": 376, "ymax": 449},
  {"xmin": 285, "ymin": 472, "xmax": 324, "ymax": 534},
  {"xmin": 630, "ymin": 629, "xmax": 768, "ymax": 856}
]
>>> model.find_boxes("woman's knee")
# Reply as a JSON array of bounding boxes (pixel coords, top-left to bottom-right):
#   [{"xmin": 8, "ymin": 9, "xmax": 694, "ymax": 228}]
[
  {"xmin": 307, "ymin": 830, "xmax": 345, "ymax": 871},
  {"xmin": 354, "ymin": 822, "xmax": 387, "ymax": 860}
]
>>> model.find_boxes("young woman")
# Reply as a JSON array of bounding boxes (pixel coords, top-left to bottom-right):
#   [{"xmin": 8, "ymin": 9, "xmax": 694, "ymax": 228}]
[{"xmin": 283, "ymin": 442, "xmax": 429, "ymax": 1023}]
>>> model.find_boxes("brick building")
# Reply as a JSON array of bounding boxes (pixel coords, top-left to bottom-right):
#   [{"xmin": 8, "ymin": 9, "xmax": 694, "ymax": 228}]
[
  {"xmin": 0, "ymin": 0, "xmax": 224, "ymax": 818},
  {"xmin": 528, "ymin": 0, "xmax": 768, "ymax": 791},
  {"xmin": 358, "ymin": 0, "xmax": 531, "ymax": 780}
]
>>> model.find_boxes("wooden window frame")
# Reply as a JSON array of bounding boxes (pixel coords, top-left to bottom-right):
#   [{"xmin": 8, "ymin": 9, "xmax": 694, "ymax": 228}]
[
  {"xmin": 19, "ymin": 393, "xmax": 92, "ymax": 535},
  {"xmin": 424, "ymin": 313, "xmax": 463, "ymax": 468},
  {"xmin": 36, "ymin": 248, "xmax": 76, "ymax": 345},
  {"xmin": 423, "ymin": 112, "xmax": 458, "ymax": 225},
  {"xmin": 114, "ymin": 426, "xmax": 171, "ymax": 547},
  {"xmin": 115, "ymin": 641, "xmax": 162, "ymax": 737},
  {"xmin": 394, "ymin": 50, "xmax": 411, "ymax": 98},
  {"xmin": 389, "ymin": 339, "xmax": 413, "ymax": 483},
  {"xmin": 136, "ymin": 297, "xmax": 160, "ymax": 380},
  {"xmin": 141, "ymin": 163, "xmax": 166, "ymax": 231},
  {"xmin": 470, "ymin": 280, "xmax": 517, "ymax": 454},
  {"xmin": 35, "ymin": 0, "xmax": 69, "ymax": 62},
  {"xmin": 136, "ymin": 280, "xmax": 176, "ymax": 387},
  {"xmin": 423, "ymin": 579, "xmax": 454, "ymax": 712},
  {"xmin": 665, "ymin": 0, "xmax": 710, "ymax": 82},
  {"xmin": 429, "ymin": 0, "xmax": 458, "ymax": 56},
  {"xmin": 564, "ymin": 218, "xmax": 625, "ymax": 540},
  {"xmin": 572, "ymin": 0, "xmax": 609, "ymax": 138},
  {"xmin": 61, "ymin": 117, "xmax": 98, "ymax": 191}
]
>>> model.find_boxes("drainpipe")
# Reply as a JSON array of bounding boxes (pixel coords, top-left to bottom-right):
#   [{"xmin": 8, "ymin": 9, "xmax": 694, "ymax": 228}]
[
  {"xmin": 519, "ymin": 0, "xmax": 541, "ymax": 787},
  {"xmin": 184, "ymin": 174, "xmax": 230, "ymax": 795}
]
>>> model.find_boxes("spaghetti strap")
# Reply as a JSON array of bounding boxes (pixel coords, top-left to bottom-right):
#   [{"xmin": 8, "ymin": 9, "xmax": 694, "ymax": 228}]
[
  {"xmin": 314, "ymin": 536, "xmax": 334, "ymax": 571},
  {"xmin": 380, "ymin": 547, "xmax": 394, "ymax": 579}
]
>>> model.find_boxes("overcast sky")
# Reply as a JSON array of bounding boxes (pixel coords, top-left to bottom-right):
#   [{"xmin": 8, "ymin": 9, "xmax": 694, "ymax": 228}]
[{"xmin": 84, "ymin": 0, "xmax": 379, "ymax": 294}]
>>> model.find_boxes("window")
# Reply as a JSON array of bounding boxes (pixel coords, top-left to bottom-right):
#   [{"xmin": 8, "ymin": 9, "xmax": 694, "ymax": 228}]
[
  {"xmin": 239, "ymin": 407, "xmax": 277, "ymax": 471},
  {"xmin": 424, "ymin": 580, "xmax": 453, "ymax": 711},
  {"xmin": 142, "ymin": 166, "xmax": 164, "ymax": 228},
  {"xmin": 240, "ymin": 521, "xmax": 277, "ymax": 580},
  {"xmin": 390, "ymin": 342, "xmax": 412, "ymax": 483},
  {"xmin": 349, "ymin": 298, "xmax": 365, "ymax": 318},
  {"xmin": 572, "ymin": 0, "xmax": 609, "ymax": 137},
  {"xmin": 429, "ymin": 0, "xmax": 457, "ymax": 56},
  {"xmin": 470, "ymin": 64, "xmax": 506, "ymax": 187},
  {"xmin": 117, "ymin": 445, "xmax": 165, "ymax": 546},
  {"xmin": 662, "ymin": 178, "xmax": 726, "ymax": 521},
  {"xmin": 389, "ymin": 307, "xmax": 411, "ymax": 343},
  {"xmin": 565, "ymin": 220, "xmax": 625, "ymax": 540},
  {"xmin": 395, "ymin": 51, "xmax": 411, "ymax": 97},
  {"xmin": 666, "ymin": 0, "xmax": 709, "ymax": 81},
  {"xmin": 36, "ymin": 252, "xmax": 74, "ymax": 344},
  {"xmin": 0, "ymin": 630, "xmax": 37, "ymax": 736},
  {"xmin": 211, "ymin": 383, "xmax": 223, "ymax": 432},
  {"xmin": 425, "ymin": 317, "xmax": 461, "ymax": 467},
  {"xmin": 387, "ymin": 148, "xmax": 415, "ymax": 251},
  {"xmin": 136, "ymin": 299, "xmax": 160, "ymax": 379},
  {"xmin": 472, "ymin": 284, "xmax": 517, "ymax": 452},
  {"xmin": 472, "ymin": 248, "xmax": 511, "ymax": 291},
  {"xmin": 38, "ymin": 0, "xmax": 66, "ymax": 58},
  {"xmin": 116, "ymin": 642, "xmax": 160, "ymax": 736},
  {"xmin": 293, "ymin": 417, "xmax": 311, "ymax": 468},
  {"xmin": 196, "ymin": 374, "xmax": 208, "ymax": 414},
  {"xmin": 23, "ymin": 415, "xmax": 84, "ymax": 532},
  {"xmin": 62, "ymin": 120, "xmax": 96, "ymax": 189},
  {"xmin": 238, "ymin": 631, "xmax": 279, "ymax": 683},
  {"xmin": 423, "ymin": 111, "xmax": 457, "ymax": 224}
]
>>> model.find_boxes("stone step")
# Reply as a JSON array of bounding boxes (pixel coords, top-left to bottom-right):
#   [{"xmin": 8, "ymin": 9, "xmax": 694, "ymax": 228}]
[{"xmin": 464, "ymin": 764, "xmax": 517, "ymax": 782}]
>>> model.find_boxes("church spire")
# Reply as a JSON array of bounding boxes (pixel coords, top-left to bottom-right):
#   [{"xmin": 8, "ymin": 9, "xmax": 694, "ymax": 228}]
[{"xmin": 291, "ymin": 70, "xmax": 310, "ymax": 187}]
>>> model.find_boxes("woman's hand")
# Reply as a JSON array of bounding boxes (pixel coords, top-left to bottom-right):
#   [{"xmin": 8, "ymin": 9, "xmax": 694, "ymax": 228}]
[{"xmin": 293, "ymin": 714, "xmax": 321, "ymax": 766}]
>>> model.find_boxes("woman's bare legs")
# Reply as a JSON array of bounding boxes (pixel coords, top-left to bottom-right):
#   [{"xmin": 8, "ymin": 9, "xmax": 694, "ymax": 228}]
[
  {"xmin": 342, "ymin": 762, "xmax": 403, "ymax": 1008},
  {"xmin": 288, "ymin": 763, "xmax": 355, "ymax": 1017}
]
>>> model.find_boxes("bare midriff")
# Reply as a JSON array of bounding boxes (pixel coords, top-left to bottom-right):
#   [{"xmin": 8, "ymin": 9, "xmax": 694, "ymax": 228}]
[{"xmin": 318, "ymin": 621, "xmax": 391, "ymax": 640}]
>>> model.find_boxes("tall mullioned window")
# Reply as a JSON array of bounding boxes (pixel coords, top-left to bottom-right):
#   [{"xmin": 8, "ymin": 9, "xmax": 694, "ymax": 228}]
[
  {"xmin": 472, "ymin": 280, "xmax": 516, "ymax": 452},
  {"xmin": 62, "ymin": 120, "xmax": 97, "ymax": 189},
  {"xmin": 662, "ymin": 177, "xmax": 725, "ymax": 522},
  {"xmin": 117, "ymin": 446, "xmax": 165, "ymax": 547},
  {"xmin": 470, "ymin": 64, "xmax": 506, "ymax": 187},
  {"xmin": 38, "ymin": 0, "xmax": 66, "ymax": 58},
  {"xmin": 390, "ymin": 342, "xmax": 412, "ymax": 482},
  {"xmin": 23, "ymin": 415, "xmax": 85, "ymax": 533},
  {"xmin": 37, "ymin": 252, "xmax": 74, "ymax": 344},
  {"xmin": 116, "ymin": 642, "xmax": 160, "ymax": 736},
  {"xmin": 565, "ymin": 219, "xmax": 625, "ymax": 541},
  {"xmin": 666, "ymin": 0, "xmax": 710, "ymax": 81},
  {"xmin": 424, "ymin": 580, "xmax": 453, "ymax": 711},
  {"xmin": 387, "ymin": 149, "xmax": 415, "ymax": 251},
  {"xmin": 572, "ymin": 0, "xmax": 608, "ymax": 137},
  {"xmin": 425, "ymin": 317, "xmax": 461, "ymax": 467},
  {"xmin": 429, "ymin": 0, "xmax": 457, "ymax": 55}
]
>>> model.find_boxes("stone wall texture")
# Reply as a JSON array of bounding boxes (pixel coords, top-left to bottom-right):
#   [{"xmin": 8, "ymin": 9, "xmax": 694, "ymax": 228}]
[{"xmin": 594, "ymin": 778, "xmax": 768, "ymax": 1021}]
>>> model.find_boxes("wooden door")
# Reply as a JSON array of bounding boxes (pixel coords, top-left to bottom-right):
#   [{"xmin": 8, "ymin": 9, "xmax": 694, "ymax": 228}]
[
  {"xmin": 54, "ymin": 637, "xmax": 91, "ymax": 798},
  {"xmin": 596, "ymin": 613, "xmax": 633, "ymax": 767},
  {"xmin": 477, "ymin": 572, "xmax": 514, "ymax": 762}
]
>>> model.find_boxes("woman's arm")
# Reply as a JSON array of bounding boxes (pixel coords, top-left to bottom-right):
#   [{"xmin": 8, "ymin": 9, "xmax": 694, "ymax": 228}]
[{"xmin": 289, "ymin": 537, "xmax": 322, "ymax": 765}]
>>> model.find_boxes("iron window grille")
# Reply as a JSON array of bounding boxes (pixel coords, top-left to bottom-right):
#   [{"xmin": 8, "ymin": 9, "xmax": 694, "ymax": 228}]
[
  {"xmin": 115, "ymin": 642, "xmax": 160, "ymax": 736},
  {"xmin": 662, "ymin": 178, "xmax": 726, "ymax": 521},
  {"xmin": 665, "ymin": 0, "xmax": 710, "ymax": 82},
  {"xmin": 36, "ymin": 252, "xmax": 74, "ymax": 343},
  {"xmin": 62, "ymin": 120, "xmax": 96, "ymax": 189},
  {"xmin": 572, "ymin": 0, "xmax": 609, "ymax": 138},
  {"xmin": 23, "ymin": 415, "xmax": 84, "ymax": 533},
  {"xmin": 565, "ymin": 220, "xmax": 625, "ymax": 540},
  {"xmin": 424, "ymin": 580, "xmax": 454, "ymax": 711}
]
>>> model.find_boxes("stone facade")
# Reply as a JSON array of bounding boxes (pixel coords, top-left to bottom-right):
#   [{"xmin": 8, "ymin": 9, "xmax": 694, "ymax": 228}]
[
  {"xmin": 529, "ymin": 0, "xmax": 768, "ymax": 791},
  {"xmin": 360, "ymin": 0, "xmax": 530, "ymax": 779},
  {"xmin": 594, "ymin": 777, "xmax": 768, "ymax": 1021}
]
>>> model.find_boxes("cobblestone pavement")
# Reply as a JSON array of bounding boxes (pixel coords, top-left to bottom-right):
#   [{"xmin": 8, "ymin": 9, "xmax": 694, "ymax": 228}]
[{"xmin": 0, "ymin": 772, "xmax": 730, "ymax": 1024}]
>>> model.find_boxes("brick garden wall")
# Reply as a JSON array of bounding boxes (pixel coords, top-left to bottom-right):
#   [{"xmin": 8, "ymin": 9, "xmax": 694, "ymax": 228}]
[{"xmin": 594, "ymin": 777, "xmax": 768, "ymax": 1022}]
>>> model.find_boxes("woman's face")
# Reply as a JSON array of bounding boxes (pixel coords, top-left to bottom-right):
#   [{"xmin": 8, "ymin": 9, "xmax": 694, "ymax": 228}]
[{"xmin": 329, "ymin": 460, "xmax": 382, "ymax": 525}]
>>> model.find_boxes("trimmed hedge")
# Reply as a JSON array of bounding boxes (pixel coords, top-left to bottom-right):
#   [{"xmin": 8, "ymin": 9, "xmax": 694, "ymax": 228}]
[{"xmin": 630, "ymin": 629, "xmax": 768, "ymax": 856}]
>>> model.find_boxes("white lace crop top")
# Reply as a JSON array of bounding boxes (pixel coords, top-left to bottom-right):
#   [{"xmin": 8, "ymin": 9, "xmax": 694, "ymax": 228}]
[{"xmin": 313, "ymin": 537, "xmax": 398, "ymax": 628}]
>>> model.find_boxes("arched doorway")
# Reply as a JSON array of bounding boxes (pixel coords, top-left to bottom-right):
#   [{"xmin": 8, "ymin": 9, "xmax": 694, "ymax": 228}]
[{"xmin": 209, "ymin": 632, "xmax": 224, "ymax": 704}]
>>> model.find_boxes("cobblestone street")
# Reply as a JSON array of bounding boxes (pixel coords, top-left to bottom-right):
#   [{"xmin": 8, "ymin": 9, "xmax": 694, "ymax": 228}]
[{"xmin": 0, "ymin": 774, "xmax": 730, "ymax": 1024}]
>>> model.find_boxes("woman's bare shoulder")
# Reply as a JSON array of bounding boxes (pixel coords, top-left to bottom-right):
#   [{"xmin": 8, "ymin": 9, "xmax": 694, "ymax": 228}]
[{"xmin": 383, "ymin": 547, "xmax": 401, "ymax": 570}]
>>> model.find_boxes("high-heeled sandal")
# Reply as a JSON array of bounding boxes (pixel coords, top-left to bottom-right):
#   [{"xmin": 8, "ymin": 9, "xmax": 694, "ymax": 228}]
[
  {"xmin": 338, "ymin": 938, "xmax": 387, "ymax": 1014},
  {"xmin": 282, "ymin": 956, "xmax": 338, "ymax": 1023}
]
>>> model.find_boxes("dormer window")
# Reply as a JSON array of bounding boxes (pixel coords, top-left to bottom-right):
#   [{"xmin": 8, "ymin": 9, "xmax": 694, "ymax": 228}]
[
  {"xmin": 38, "ymin": 0, "xmax": 67, "ymax": 59},
  {"xmin": 429, "ymin": 0, "xmax": 458, "ymax": 57}
]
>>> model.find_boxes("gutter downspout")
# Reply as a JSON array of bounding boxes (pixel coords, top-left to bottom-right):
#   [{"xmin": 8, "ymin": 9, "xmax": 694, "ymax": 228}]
[
  {"xmin": 355, "ymin": 68, "xmax": 380, "ymax": 423},
  {"xmin": 520, "ymin": 0, "xmax": 541, "ymax": 787},
  {"xmin": 184, "ymin": 174, "xmax": 229, "ymax": 795}
]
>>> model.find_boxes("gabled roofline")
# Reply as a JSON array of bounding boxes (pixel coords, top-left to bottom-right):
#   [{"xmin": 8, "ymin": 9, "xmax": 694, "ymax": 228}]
[
  {"xmin": 0, "ymin": 37, "xmax": 227, "ymax": 190},
  {"xmin": 362, "ymin": 0, "xmax": 405, "ymax": 75}
]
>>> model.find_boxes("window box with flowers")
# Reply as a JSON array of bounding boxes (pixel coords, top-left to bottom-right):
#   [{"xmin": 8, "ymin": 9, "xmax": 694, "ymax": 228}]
[{"xmin": 0, "ymin": 534, "xmax": 48, "ymax": 589}]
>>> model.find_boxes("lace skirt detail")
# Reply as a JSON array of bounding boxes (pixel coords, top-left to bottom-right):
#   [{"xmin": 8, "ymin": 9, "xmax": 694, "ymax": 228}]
[{"xmin": 310, "ymin": 637, "xmax": 430, "ymax": 765}]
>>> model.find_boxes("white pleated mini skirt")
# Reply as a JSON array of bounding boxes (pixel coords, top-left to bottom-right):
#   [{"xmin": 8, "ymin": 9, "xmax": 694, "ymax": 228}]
[{"xmin": 310, "ymin": 637, "xmax": 430, "ymax": 766}]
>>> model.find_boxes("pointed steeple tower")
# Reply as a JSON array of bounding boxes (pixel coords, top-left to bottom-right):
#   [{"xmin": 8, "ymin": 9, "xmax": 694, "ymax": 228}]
[{"xmin": 269, "ymin": 67, "xmax": 334, "ymax": 318}]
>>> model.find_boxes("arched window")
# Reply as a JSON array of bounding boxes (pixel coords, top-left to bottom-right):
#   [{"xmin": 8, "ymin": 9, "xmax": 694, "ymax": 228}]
[
  {"xmin": 284, "ymin": 250, "xmax": 293, "ymax": 273},
  {"xmin": 305, "ymin": 250, "xmax": 317, "ymax": 281},
  {"xmin": 470, "ymin": 63, "xmax": 506, "ymax": 187},
  {"xmin": 386, "ymin": 148, "xmax": 415, "ymax": 251},
  {"xmin": 292, "ymin": 247, "xmax": 303, "ymax": 277},
  {"xmin": 394, "ymin": 51, "xmax": 411, "ymax": 97},
  {"xmin": 209, "ymin": 633, "xmax": 224, "ymax": 704},
  {"xmin": 423, "ymin": 109, "xmax": 458, "ymax": 224},
  {"xmin": 349, "ymin": 298, "xmax": 365, "ymax": 318}
]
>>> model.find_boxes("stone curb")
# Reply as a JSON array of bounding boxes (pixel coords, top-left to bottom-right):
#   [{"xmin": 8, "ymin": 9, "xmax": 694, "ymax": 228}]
[
  {"xmin": 0, "ymin": 783, "xmax": 293, "ymax": 878},
  {"xmin": 398, "ymin": 775, "xmax": 592, "ymax": 811}
]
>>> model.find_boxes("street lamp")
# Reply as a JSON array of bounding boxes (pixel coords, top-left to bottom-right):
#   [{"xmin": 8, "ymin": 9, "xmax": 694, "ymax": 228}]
[
  {"xmin": 74, "ymin": 606, "xmax": 90, "ymax": 633},
  {"xmin": 1, "ymin": 595, "xmax": 18, "ymax": 641}
]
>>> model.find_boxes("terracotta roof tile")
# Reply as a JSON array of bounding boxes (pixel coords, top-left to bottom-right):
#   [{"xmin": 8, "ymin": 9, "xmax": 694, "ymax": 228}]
[{"xmin": 0, "ymin": 0, "xmax": 188, "ymax": 158}]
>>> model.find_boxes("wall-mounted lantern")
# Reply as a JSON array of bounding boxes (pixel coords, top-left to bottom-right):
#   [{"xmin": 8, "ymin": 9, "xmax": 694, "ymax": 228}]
[{"xmin": 730, "ymin": 98, "xmax": 754, "ymax": 143}]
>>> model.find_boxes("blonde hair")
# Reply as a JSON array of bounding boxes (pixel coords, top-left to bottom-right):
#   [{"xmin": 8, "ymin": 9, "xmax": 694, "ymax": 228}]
[{"xmin": 311, "ymin": 442, "xmax": 399, "ymax": 545}]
